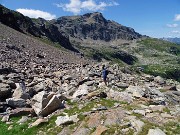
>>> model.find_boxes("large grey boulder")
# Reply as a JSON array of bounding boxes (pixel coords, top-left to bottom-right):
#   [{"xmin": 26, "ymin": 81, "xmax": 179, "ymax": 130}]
[
  {"xmin": 154, "ymin": 76, "xmax": 165, "ymax": 85},
  {"xmin": 144, "ymin": 87, "xmax": 165, "ymax": 102},
  {"xmin": 73, "ymin": 84, "xmax": 89, "ymax": 98},
  {"xmin": 31, "ymin": 91, "xmax": 63, "ymax": 116},
  {"xmin": 31, "ymin": 91, "xmax": 50, "ymax": 115},
  {"xmin": 107, "ymin": 89, "xmax": 133, "ymax": 103},
  {"xmin": 6, "ymin": 98, "xmax": 28, "ymax": 108},
  {"xmin": 165, "ymin": 91, "xmax": 180, "ymax": 104},
  {"xmin": 126, "ymin": 85, "xmax": 145, "ymax": 98},
  {"xmin": 39, "ymin": 95, "xmax": 62, "ymax": 116}
]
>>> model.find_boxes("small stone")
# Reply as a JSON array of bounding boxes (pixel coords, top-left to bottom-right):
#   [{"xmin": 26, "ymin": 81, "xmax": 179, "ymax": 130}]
[
  {"xmin": 55, "ymin": 116, "xmax": 73, "ymax": 126},
  {"xmin": 29, "ymin": 118, "xmax": 48, "ymax": 128},
  {"xmin": 133, "ymin": 109, "xmax": 146, "ymax": 116},
  {"xmin": 1, "ymin": 115, "xmax": 9, "ymax": 122},
  {"xmin": 8, "ymin": 125, "xmax": 13, "ymax": 130},
  {"xmin": 17, "ymin": 116, "xmax": 29, "ymax": 124},
  {"xmin": 122, "ymin": 128, "xmax": 129, "ymax": 133}
]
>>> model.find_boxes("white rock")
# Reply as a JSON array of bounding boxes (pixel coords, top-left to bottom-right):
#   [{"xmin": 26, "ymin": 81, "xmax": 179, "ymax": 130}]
[
  {"xmin": 1, "ymin": 115, "xmax": 9, "ymax": 122},
  {"xmin": 126, "ymin": 85, "xmax": 145, "ymax": 97},
  {"xmin": 147, "ymin": 128, "xmax": 166, "ymax": 135},
  {"xmin": 32, "ymin": 92, "xmax": 62, "ymax": 116},
  {"xmin": 108, "ymin": 89, "xmax": 133, "ymax": 103},
  {"xmin": 133, "ymin": 91, "xmax": 142, "ymax": 98},
  {"xmin": 13, "ymin": 83, "xmax": 29, "ymax": 99},
  {"xmin": 55, "ymin": 116, "xmax": 73, "ymax": 126},
  {"xmin": 130, "ymin": 119, "xmax": 144, "ymax": 133},
  {"xmin": 29, "ymin": 118, "xmax": 48, "ymax": 128},
  {"xmin": 17, "ymin": 116, "xmax": 29, "ymax": 124},
  {"xmin": 133, "ymin": 110, "xmax": 146, "ymax": 116}
]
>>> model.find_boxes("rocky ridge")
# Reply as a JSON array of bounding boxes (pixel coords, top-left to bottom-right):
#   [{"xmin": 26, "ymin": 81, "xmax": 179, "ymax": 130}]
[
  {"xmin": 0, "ymin": 4, "xmax": 77, "ymax": 51},
  {"xmin": 52, "ymin": 12, "xmax": 142, "ymax": 42},
  {"xmin": 0, "ymin": 4, "xmax": 143, "ymax": 52}
]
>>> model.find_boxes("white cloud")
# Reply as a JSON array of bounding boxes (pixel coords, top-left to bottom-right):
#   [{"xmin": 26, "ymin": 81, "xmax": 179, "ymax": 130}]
[
  {"xmin": 55, "ymin": 0, "xmax": 119, "ymax": 15},
  {"xmin": 171, "ymin": 30, "xmax": 180, "ymax": 34},
  {"xmin": 174, "ymin": 14, "xmax": 180, "ymax": 21},
  {"xmin": 166, "ymin": 24, "xmax": 178, "ymax": 28},
  {"xmin": 16, "ymin": 9, "xmax": 56, "ymax": 20}
]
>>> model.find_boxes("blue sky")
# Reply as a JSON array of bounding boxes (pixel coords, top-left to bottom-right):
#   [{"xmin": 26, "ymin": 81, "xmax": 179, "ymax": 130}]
[{"xmin": 1, "ymin": 0, "xmax": 180, "ymax": 38}]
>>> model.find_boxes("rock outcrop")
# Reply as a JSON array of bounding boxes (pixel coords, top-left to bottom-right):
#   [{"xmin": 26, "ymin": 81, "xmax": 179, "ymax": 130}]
[{"xmin": 53, "ymin": 12, "xmax": 142, "ymax": 41}]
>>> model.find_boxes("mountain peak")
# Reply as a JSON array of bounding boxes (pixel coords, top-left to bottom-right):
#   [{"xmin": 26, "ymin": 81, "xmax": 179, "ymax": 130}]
[
  {"xmin": 54, "ymin": 12, "xmax": 142, "ymax": 41},
  {"xmin": 83, "ymin": 12, "xmax": 105, "ymax": 23},
  {"xmin": 83, "ymin": 12, "xmax": 103, "ymax": 17}
]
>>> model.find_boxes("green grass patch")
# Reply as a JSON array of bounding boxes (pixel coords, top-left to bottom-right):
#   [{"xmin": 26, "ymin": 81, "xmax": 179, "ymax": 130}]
[
  {"xmin": 138, "ymin": 38, "xmax": 180, "ymax": 55},
  {"xmin": 138, "ymin": 120, "xmax": 158, "ymax": 135},
  {"xmin": 163, "ymin": 107, "xmax": 171, "ymax": 114},
  {"xmin": 141, "ymin": 64, "xmax": 180, "ymax": 82},
  {"xmin": 164, "ymin": 121, "xmax": 180, "ymax": 135},
  {"xmin": 64, "ymin": 98, "xmax": 126, "ymax": 119},
  {"xmin": 159, "ymin": 89, "xmax": 168, "ymax": 93},
  {"xmin": 0, "ymin": 115, "xmax": 64, "ymax": 135},
  {"xmin": 0, "ymin": 117, "xmax": 37, "ymax": 135},
  {"xmin": 76, "ymin": 45, "xmax": 136, "ymax": 65},
  {"xmin": 122, "ymin": 104, "xmax": 139, "ymax": 111}
]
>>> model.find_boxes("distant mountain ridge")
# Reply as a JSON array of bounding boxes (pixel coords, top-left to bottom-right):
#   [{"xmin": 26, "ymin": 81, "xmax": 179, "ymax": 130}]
[
  {"xmin": 51, "ymin": 12, "xmax": 142, "ymax": 41},
  {"xmin": 0, "ymin": 4, "xmax": 142, "ymax": 51},
  {"xmin": 161, "ymin": 37, "xmax": 180, "ymax": 44}
]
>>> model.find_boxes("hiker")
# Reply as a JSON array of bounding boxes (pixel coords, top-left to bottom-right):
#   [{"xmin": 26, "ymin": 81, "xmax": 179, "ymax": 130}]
[{"xmin": 102, "ymin": 65, "xmax": 108, "ymax": 86}]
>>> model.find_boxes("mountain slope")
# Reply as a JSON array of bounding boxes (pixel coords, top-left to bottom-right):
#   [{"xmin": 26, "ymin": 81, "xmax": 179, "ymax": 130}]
[
  {"xmin": 0, "ymin": 23, "xmax": 90, "ymax": 71},
  {"xmin": 0, "ymin": 5, "xmax": 142, "ymax": 51},
  {"xmin": 0, "ymin": 4, "xmax": 77, "ymax": 51},
  {"xmin": 52, "ymin": 12, "xmax": 142, "ymax": 42}
]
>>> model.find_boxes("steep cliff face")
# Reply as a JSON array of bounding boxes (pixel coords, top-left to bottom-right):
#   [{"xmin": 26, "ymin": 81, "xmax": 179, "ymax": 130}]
[
  {"xmin": 53, "ymin": 12, "xmax": 142, "ymax": 41},
  {"xmin": 0, "ymin": 5, "xmax": 77, "ymax": 52}
]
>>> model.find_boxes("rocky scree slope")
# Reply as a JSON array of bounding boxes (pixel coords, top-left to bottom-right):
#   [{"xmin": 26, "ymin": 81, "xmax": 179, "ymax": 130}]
[
  {"xmin": 0, "ymin": 23, "xmax": 91, "ymax": 73},
  {"xmin": 0, "ymin": 4, "xmax": 143, "ymax": 66},
  {"xmin": 0, "ymin": 23, "xmax": 180, "ymax": 134}
]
